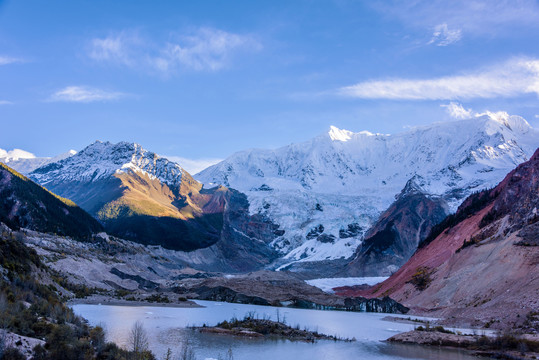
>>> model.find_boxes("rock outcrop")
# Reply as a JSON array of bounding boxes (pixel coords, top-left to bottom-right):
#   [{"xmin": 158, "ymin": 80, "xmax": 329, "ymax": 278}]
[
  {"xmin": 340, "ymin": 177, "xmax": 448, "ymax": 276},
  {"xmin": 177, "ymin": 270, "xmax": 409, "ymax": 313}
]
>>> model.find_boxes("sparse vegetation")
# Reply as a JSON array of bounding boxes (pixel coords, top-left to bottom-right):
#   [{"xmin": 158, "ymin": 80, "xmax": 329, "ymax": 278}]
[
  {"xmin": 145, "ymin": 294, "xmax": 170, "ymax": 303},
  {"xmin": 474, "ymin": 332, "xmax": 539, "ymax": 354},
  {"xmin": 0, "ymin": 229, "xmax": 156, "ymax": 359},
  {"xmin": 415, "ymin": 323, "xmax": 455, "ymax": 334},
  {"xmin": 201, "ymin": 313, "xmax": 353, "ymax": 342},
  {"xmin": 407, "ymin": 266, "xmax": 432, "ymax": 291}
]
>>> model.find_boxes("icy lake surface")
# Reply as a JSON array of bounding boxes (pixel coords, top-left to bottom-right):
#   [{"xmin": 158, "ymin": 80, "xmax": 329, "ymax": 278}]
[
  {"xmin": 305, "ymin": 277, "xmax": 389, "ymax": 293},
  {"xmin": 73, "ymin": 300, "xmax": 487, "ymax": 360}
]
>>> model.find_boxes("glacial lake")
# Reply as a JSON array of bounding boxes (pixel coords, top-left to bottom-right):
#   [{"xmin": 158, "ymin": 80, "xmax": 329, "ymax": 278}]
[{"xmin": 73, "ymin": 301, "xmax": 487, "ymax": 360}]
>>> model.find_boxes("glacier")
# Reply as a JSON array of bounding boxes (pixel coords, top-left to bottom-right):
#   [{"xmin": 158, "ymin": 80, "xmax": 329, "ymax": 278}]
[{"xmin": 196, "ymin": 112, "xmax": 539, "ymax": 269}]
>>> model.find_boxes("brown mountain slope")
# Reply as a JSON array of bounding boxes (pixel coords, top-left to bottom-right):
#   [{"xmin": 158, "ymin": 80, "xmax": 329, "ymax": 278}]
[
  {"xmin": 0, "ymin": 162, "xmax": 103, "ymax": 238},
  {"xmin": 338, "ymin": 148, "xmax": 539, "ymax": 328}
]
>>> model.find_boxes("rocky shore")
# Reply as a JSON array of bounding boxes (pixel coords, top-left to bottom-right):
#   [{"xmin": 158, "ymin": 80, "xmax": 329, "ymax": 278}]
[{"xmin": 387, "ymin": 329, "xmax": 539, "ymax": 360}]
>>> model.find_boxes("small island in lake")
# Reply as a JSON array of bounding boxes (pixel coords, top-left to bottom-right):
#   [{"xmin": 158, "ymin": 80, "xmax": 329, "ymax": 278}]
[{"xmin": 196, "ymin": 315, "xmax": 353, "ymax": 343}]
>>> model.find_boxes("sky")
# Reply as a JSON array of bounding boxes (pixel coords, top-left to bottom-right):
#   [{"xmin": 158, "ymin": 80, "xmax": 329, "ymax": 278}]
[{"xmin": 1, "ymin": 0, "xmax": 539, "ymax": 173}]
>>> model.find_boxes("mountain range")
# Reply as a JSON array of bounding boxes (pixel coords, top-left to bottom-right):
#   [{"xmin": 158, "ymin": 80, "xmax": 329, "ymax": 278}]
[
  {"xmin": 2, "ymin": 111, "xmax": 537, "ymax": 276},
  {"xmin": 197, "ymin": 112, "xmax": 539, "ymax": 273}
]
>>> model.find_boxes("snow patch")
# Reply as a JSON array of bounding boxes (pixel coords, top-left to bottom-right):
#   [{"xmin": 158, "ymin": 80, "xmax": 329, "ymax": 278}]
[{"xmin": 328, "ymin": 126, "xmax": 353, "ymax": 141}]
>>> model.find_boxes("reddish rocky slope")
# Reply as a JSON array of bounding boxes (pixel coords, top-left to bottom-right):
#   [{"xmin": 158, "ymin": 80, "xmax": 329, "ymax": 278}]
[{"xmin": 337, "ymin": 148, "xmax": 539, "ymax": 329}]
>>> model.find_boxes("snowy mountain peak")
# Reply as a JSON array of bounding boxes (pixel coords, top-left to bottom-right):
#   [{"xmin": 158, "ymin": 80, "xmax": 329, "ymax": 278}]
[
  {"xmin": 31, "ymin": 141, "xmax": 188, "ymax": 187},
  {"xmin": 481, "ymin": 111, "xmax": 531, "ymax": 134},
  {"xmin": 328, "ymin": 126, "xmax": 353, "ymax": 142}
]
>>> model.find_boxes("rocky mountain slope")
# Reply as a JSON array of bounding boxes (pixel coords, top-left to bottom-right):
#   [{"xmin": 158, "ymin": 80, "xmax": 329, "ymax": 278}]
[
  {"xmin": 339, "ymin": 178, "xmax": 449, "ymax": 277},
  {"xmin": 197, "ymin": 112, "xmax": 539, "ymax": 271},
  {"xmin": 0, "ymin": 162, "xmax": 102, "ymax": 238},
  {"xmin": 0, "ymin": 147, "xmax": 76, "ymax": 174},
  {"xmin": 343, "ymin": 147, "xmax": 539, "ymax": 329},
  {"xmin": 29, "ymin": 141, "xmax": 280, "ymax": 270}
]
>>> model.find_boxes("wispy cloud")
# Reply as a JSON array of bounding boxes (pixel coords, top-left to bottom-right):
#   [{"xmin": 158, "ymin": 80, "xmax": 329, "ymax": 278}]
[
  {"xmin": 0, "ymin": 100, "xmax": 13, "ymax": 105},
  {"xmin": 338, "ymin": 58, "xmax": 539, "ymax": 100},
  {"xmin": 428, "ymin": 24, "xmax": 462, "ymax": 46},
  {"xmin": 49, "ymin": 86, "xmax": 125, "ymax": 103},
  {"xmin": 88, "ymin": 31, "xmax": 140, "ymax": 67},
  {"xmin": 0, "ymin": 56, "xmax": 23, "ymax": 65},
  {"xmin": 164, "ymin": 155, "xmax": 222, "ymax": 174},
  {"xmin": 88, "ymin": 27, "xmax": 261, "ymax": 74},
  {"xmin": 441, "ymin": 102, "xmax": 473, "ymax": 119},
  {"xmin": 372, "ymin": 0, "xmax": 539, "ymax": 41}
]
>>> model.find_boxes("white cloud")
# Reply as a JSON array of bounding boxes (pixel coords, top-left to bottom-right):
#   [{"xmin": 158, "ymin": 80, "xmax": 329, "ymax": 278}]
[
  {"xmin": 0, "ymin": 56, "xmax": 23, "ymax": 65},
  {"xmin": 161, "ymin": 28, "xmax": 260, "ymax": 71},
  {"xmin": 441, "ymin": 102, "xmax": 473, "ymax": 119},
  {"xmin": 373, "ymin": 0, "xmax": 539, "ymax": 37},
  {"xmin": 88, "ymin": 27, "xmax": 261, "ymax": 74},
  {"xmin": 428, "ymin": 24, "xmax": 462, "ymax": 46},
  {"xmin": 0, "ymin": 149, "xmax": 36, "ymax": 160},
  {"xmin": 88, "ymin": 32, "xmax": 140, "ymax": 66},
  {"xmin": 0, "ymin": 100, "xmax": 13, "ymax": 105},
  {"xmin": 338, "ymin": 58, "xmax": 539, "ymax": 100},
  {"xmin": 164, "ymin": 155, "xmax": 222, "ymax": 174},
  {"xmin": 49, "ymin": 86, "xmax": 125, "ymax": 103}
]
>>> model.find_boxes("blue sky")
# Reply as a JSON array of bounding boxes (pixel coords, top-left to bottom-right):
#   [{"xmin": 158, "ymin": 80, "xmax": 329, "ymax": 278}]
[{"xmin": 1, "ymin": 0, "xmax": 539, "ymax": 172}]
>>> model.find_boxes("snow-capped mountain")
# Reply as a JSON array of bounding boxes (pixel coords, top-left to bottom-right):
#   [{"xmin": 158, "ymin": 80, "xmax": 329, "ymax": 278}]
[
  {"xmin": 196, "ymin": 112, "xmax": 539, "ymax": 269},
  {"xmin": 31, "ymin": 141, "xmax": 186, "ymax": 188},
  {"xmin": 29, "ymin": 141, "xmax": 280, "ymax": 270},
  {"xmin": 0, "ymin": 148, "xmax": 76, "ymax": 174}
]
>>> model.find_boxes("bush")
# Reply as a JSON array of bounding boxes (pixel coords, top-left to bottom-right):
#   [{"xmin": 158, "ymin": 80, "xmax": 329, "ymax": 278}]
[
  {"xmin": 407, "ymin": 267, "xmax": 432, "ymax": 291},
  {"xmin": 1, "ymin": 347, "xmax": 26, "ymax": 360}
]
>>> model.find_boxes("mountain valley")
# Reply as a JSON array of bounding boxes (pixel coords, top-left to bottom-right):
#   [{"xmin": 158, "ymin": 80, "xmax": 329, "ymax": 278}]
[{"xmin": 1, "ymin": 114, "xmax": 538, "ymax": 358}]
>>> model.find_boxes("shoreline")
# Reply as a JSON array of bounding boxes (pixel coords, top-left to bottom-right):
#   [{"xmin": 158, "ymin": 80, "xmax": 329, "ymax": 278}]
[
  {"xmin": 386, "ymin": 330, "xmax": 539, "ymax": 359},
  {"xmin": 68, "ymin": 295, "xmax": 203, "ymax": 308}
]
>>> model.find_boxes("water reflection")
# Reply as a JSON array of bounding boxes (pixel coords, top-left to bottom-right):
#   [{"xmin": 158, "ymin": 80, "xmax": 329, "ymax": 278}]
[{"xmin": 73, "ymin": 300, "xmax": 486, "ymax": 360}]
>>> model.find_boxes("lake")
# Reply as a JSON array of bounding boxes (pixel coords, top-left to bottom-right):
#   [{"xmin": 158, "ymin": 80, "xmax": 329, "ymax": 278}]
[{"xmin": 73, "ymin": 300, "xmax": 487, "ymax": 360}]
